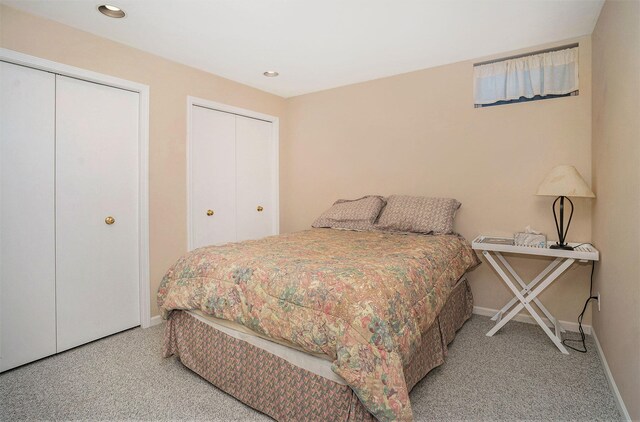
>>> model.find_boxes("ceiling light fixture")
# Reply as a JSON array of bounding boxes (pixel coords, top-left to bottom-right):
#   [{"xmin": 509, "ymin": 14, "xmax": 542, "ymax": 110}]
[
  {"xmin": 263, "ymin": 71, "xmax": 279, "ymax": 77},
  {"xmin": 98, "ymin": 4, "xmax": 126, "ymax": 18}
]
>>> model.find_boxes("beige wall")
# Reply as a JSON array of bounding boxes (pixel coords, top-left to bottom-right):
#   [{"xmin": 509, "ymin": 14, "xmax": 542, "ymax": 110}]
[
  {"xmin": 0, "ymin": 5, "xmax": 287, "ymax": 317},
  {"xmin": 283, "ymin": 38, "xmax": 594, "ymax": 324},
  {"xmin": 591, "ymin": 0, "xmax": 640, "ymax": 419},
  {"xmin": 1, "ymin": 7, "xmax": 600, "ymax": 327}
]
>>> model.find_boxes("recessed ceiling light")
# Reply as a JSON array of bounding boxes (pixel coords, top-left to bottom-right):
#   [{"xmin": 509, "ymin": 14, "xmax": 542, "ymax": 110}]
[
  {"xmin": 98, "ymin": 4, "xmax": 126, "ymax": 18},
  {"xmin": 263, "ymin": 71, "xmax": 279, "ymax": 77}
]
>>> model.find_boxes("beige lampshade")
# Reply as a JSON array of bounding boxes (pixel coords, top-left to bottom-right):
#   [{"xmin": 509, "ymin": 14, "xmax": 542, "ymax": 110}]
[{"xmin": 536, "ymin": 165, "xmax": 595, "ymax": 198}]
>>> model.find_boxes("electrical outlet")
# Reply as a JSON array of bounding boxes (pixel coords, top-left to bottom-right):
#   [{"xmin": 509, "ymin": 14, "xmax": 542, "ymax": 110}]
[{"xmin": 597, "ymin": 292, "xmax": 601, "ymax": 311}]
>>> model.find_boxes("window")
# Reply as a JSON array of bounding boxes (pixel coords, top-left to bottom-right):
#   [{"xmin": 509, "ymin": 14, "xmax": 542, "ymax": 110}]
[{"xmin": 474, "ymin": 45, "xmax": 579, "ymax": 108}]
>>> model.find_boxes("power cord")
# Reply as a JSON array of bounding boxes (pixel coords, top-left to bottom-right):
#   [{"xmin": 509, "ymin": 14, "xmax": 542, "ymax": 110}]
[
  {"xmin": 562, "ymin": 261, "xmax": 597, "ymax": 353},
  {"xmin": 571, "ymin": 242, "xmax": 593, "ymax": 249}
]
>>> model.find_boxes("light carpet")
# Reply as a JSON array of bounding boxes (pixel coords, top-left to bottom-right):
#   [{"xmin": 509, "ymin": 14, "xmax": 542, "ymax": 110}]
[{"xmin": 0, "ymin": 315, "xmax": 622, "ymax": 421}]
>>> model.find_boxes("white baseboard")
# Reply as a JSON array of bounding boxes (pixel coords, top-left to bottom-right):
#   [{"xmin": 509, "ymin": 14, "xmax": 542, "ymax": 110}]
[
  {"xmin": 591, "ymin": 328, "xmax": 631, "ymax": 421},
  {"xmin": 149, "ymin": 315, "xmax": 163, "ymax": 327},
  {"xmin": 472, "ymin": 305, "xmax": 592, "ymax": 334}
]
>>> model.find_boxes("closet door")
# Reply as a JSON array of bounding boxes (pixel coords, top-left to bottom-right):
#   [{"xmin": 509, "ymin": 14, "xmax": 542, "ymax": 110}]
[
  {"xmin": 235, "ymin": 116, "xmax": 275, "ymax": 241},
  {"xmin": 55, "ymin": 75, "xmax": 140, "ymax": 352},
  {"xmin": 190, "ymin": 106, "xmax": 236, "ymax": 249},
  {"xmin": 0, "ymin": 62, "xmax": 56, "ymax": 371}
]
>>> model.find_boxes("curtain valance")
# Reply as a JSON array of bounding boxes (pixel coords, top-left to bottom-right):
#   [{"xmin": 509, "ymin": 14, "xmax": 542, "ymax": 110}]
[{"xmin": 474, "ymin": 47, "xmax": 579, "ymax": 105}]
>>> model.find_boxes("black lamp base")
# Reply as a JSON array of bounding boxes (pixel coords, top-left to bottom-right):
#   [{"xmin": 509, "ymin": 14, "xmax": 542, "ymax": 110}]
[
  {"xmin": 549, "ymin": 243, "xmax": 574, "ymax": 250},
  {"xmin": 551, "ymin": 196, "xmax": 575, "ymax": 251}
]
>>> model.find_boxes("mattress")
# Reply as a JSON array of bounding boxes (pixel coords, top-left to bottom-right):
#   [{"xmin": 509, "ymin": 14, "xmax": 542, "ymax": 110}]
[
  {"xmin": 185, "ymin": 272, "xmax": 472, "ymax": 386},
  {"xmin": 187, "ymin": 310, "xmax": 346, "ymax": 384}
]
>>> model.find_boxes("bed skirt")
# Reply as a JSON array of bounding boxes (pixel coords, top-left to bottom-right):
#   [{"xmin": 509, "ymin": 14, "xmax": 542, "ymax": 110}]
[{"xmin": 163, "ymin": 277, "xmax": 474, "ymax": 421}]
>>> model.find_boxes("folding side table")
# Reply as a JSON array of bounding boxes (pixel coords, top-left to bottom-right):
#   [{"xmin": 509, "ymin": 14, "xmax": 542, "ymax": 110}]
[{"xmin": 472, "ymin": 236, "xmax": 599, "ymax": 354}]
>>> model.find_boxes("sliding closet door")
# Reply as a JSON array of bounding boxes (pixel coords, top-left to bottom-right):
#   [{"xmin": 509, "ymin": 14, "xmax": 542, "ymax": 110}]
[
  {"xmin": 235, "ymin": 116, "xmax": 275, "ymax": 241},
  {"xmin": 0, "ymin": 62, "xmax": 56, "ymax": 371},
  {"xmin": 55, "ymin": 75, "xmax": 140, "ymax": 352},
  {"xmin": 190, "ymin": 106, "xmax": 236, "ymax": 248}
]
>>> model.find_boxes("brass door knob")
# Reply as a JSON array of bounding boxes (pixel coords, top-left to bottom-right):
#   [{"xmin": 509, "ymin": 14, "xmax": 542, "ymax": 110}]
[
  {"xmin": 105, "ymin": 216, "xmax": 115, "ymax": 225},
  {"xmin": 257, "ymin": 206, "xmax": 264, "ymax": 212},
  {"xmin": 207, "ymin": 210, "xmax": 214, "ymax": 216}
]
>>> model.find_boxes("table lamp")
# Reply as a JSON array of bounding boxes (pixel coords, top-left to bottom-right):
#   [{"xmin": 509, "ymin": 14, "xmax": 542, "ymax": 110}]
[{"xmin": 536, "ymin": 165, "xmax": 595, "ymax": 250}]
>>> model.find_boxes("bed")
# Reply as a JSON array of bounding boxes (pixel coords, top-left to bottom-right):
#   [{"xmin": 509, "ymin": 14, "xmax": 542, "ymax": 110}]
[{"xmin": 158, "ymin": 227, "xmax": 479, "ymax": 421}]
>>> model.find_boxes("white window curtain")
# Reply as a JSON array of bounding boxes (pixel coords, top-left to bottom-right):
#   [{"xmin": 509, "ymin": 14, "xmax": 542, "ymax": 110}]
[{"xmin": 474, "ymin": 47, "xmax": 579, "ymax": 105}]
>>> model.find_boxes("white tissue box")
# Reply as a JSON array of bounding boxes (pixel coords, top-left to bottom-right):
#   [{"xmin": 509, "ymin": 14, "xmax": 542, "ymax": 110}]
[{"xmin": 514, "ymin": 232, "xmax": 547, "ymax": 248}]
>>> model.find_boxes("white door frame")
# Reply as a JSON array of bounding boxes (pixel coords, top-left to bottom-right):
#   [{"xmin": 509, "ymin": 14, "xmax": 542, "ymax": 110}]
[
  {"xmin": 0, "ymin": 48, "xmax": 151, "ymax": 329},
  {"xmin": 186, "ymin": 96, "xmax": 280, "ymax": 251}
]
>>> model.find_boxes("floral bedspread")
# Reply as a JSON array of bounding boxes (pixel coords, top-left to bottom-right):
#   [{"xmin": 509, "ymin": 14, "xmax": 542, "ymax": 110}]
[{"xmin": 158, "ymin": 229, "xmax": 479, "ymax": 421}]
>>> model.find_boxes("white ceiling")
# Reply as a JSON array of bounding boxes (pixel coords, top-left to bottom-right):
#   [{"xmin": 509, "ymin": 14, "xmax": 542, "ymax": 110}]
[{"xmin": 2, "ymin": 0, "xmax": 604, "ymax": 98}]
